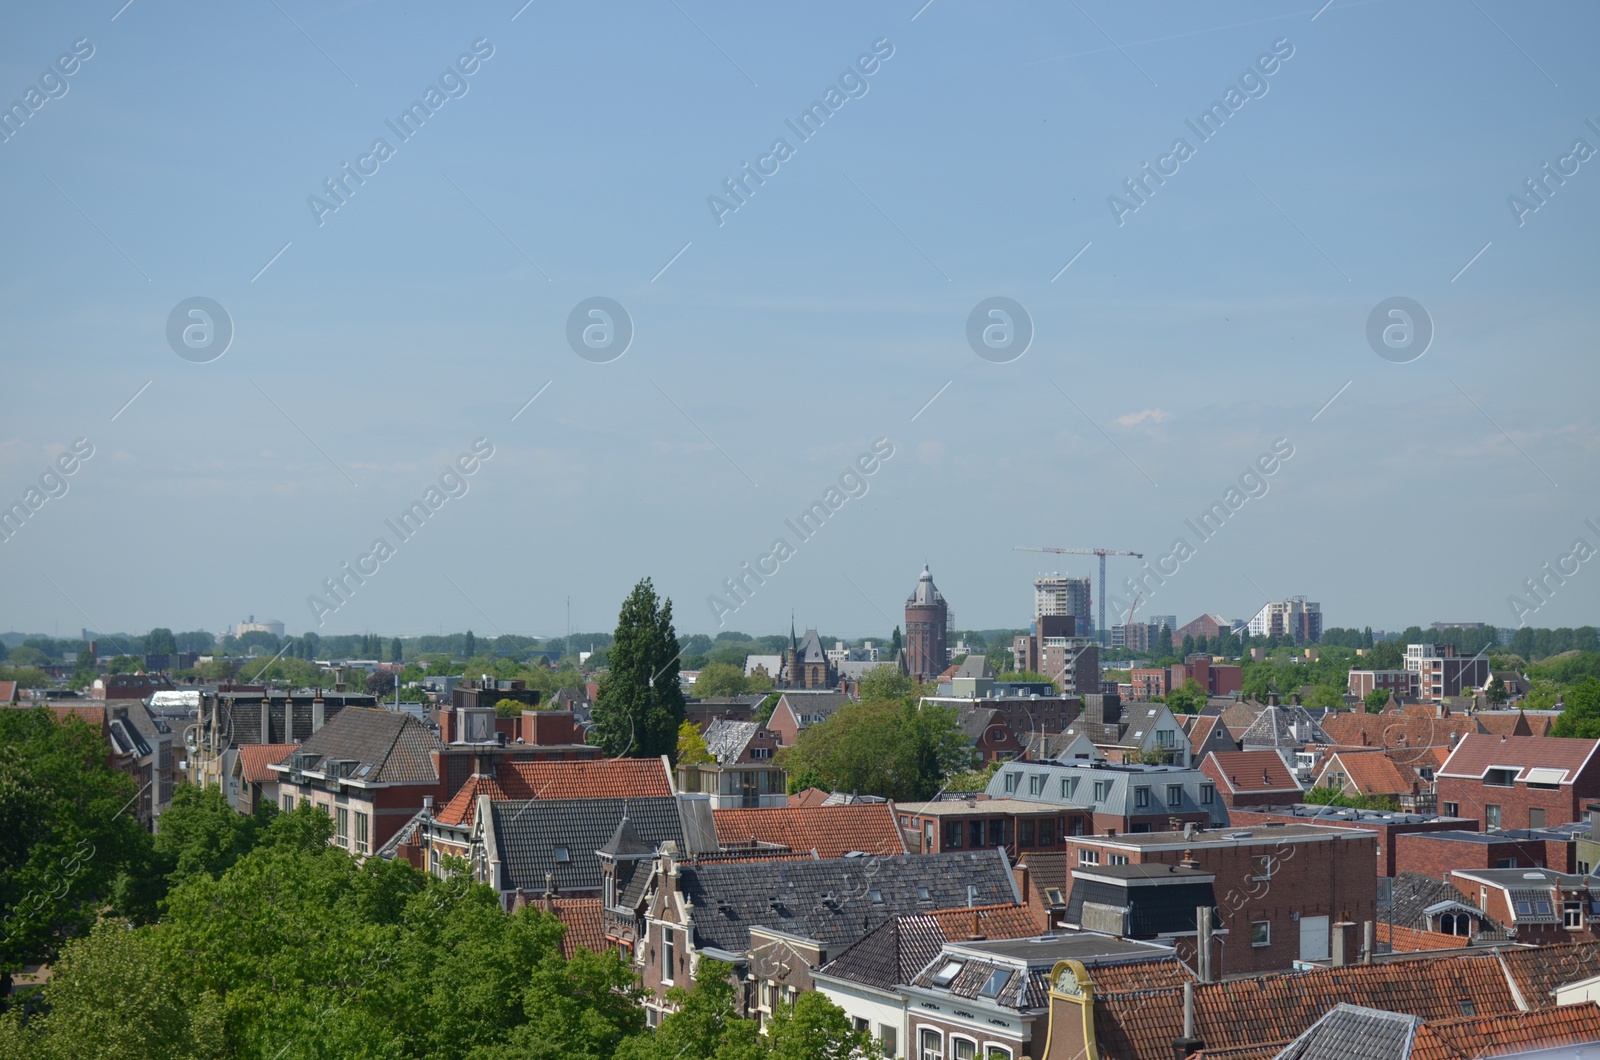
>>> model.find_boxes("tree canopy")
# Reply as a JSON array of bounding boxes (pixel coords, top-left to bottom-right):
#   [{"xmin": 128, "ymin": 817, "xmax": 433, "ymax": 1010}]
[
  {"xmin": 591, "ymin": 579, "xmax": 685, "ymax": 760},
  {"xmin": 777, "ymin": 698, "xmax": 968, "ymax": 802}
]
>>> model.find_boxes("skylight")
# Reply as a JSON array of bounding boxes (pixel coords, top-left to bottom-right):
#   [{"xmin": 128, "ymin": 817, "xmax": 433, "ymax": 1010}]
[
  {"xmin": 555, "ymin": 847, "xmax": 571, "ymax": 863},
  {"xmin": 918, "ymin": 886, "xmax": 931, "ymax": 900},
  {"xmin": 931, "ymin": 961, "xmax": 964, "ymax": 987},
  {"xmin": 979, "ymin": 968, "xmax": 1011, "ymax": 998}
]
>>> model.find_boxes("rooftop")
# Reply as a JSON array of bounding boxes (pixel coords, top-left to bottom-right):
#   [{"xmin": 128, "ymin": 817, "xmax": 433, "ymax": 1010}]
[{"xmin": 1084, "ymin": 823, "xmax": 1369, "ymax": 849}]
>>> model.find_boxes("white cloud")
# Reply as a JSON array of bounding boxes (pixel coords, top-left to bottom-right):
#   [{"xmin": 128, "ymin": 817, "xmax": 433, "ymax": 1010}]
[{"xmin": 1114, "ymin": 408, "xmax": 1173, "ymax": 428}]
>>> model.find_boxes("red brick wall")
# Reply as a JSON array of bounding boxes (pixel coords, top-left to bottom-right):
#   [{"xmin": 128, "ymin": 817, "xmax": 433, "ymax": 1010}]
[
  {"xmin": 1394, "ymin": 834, "xmax": 1541, "ymax": 879},
  {"xmin": 1436, "ymin": 777, "xmax": 1584, "ymax": 830},
  {"xmin": 1067, "ymin": 832, "xmax": 1377, "ymax": 975},
  {"xmin": 1228, "ymin": 809, "xmax": 1479, "ymax": 877}
]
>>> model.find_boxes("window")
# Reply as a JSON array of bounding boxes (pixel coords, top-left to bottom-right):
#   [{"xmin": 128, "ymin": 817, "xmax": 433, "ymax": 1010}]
[
  {"xmin": 1566, "ymin": 903, "xmax": 1584, "ymax": 928},
  {"xmin": 920, "ymin": 1028, "xmax": 942, "ymax": 1060},
  {"xmin": 879, "ymin": 1025, "xmax": 898, "ymax": 1058},
  {"xmin": 335, "ymin": 807, "xmax": 349, "ymax": 842},
  {"xmin": 931, "ymin": 961, "xmax": 965, "ymax": 987},
  {"xmin": 1029, "ymin": 774, "xmax": 1045, "ymax": 796},
  {"xmin": 1486, "ymin": 804, "xmax": 1502, "ymax": 829},
  {"xmin": 1167, "ymin": 784, "xmax": 1182, "ymax": 807},
  {"xmin": 1004, "ymin": 772, "xmax": 1020, "ymax": 793},
  {"xmin": 925, "ymin": 822, "xmax": 935, "ymax": 849},
  {"xmin": 1094, "ymin": 780, "xmax": 1111, "ymax": 800},
  {"xmin": 1200, "ymin": 785, "xmax": 1214, "ymax": 806},
  {"xmin": 1039, "ymin": 818, "xmax": 1056, "ymax": 846},
  {"xmin": 1516, "ymin": 900, "xmax": 1533, "ymax": 916},
  {"xmin": 1458, "ymin": 998, "xmax": 1475, "ymax": 1017},
  {"xmin": 555, "ymin": 847, "xmax": 571, "ymax": 863},
  {"xmin": 354, "ymin": 811, "xmax": 369, "ymax": 854},
  {"xmin": 1529, "ymin": 808, "xmax": 1546, "ymax": 829},
  {"xmin": 944, "ymin": 821, "xmax": 964, "ymax": 849},
  {"xmin": 989, "ymin": 820, "xmax": 1005, "ymax": 846},
  {"xmin": 1019, "ymin": 820, "xmax": 1035, "ymax": 847},
  {"xmin": 1582, "ymin": 861, "xmax": 1592, "ymax": 875},
  {"xmin": 978, "ymin": 968, "xmax": 1011, "ymax": 998},
  {"xmin": 662, "ymin": 928, "xmax": 676, "ymax": 984},
  {"xmin": 750, "ymin": 747, "xmax": 773, "ymax": 760},
  {"xmin": 1485, "ymin": 768, "xmax": 1517, "ymax": 787},
  {"xmin": 1251, "ymin": 921, "xmax": 1271, "ymax": 947},
  {"xmin": 1134, "ymin": 787, "xmax": 1150, "ymax": 809},
  {"xmin": 970, "ymin": 821, "xmax": 985, "ymax": 847},
  {"xmin": 1044, "ymin": 887, "xmax": 1065, "ymax": 906},
  {"xmin": 282, "ymin": 793, "xmax": 294, "ymax": 812},
  {"xmin": 1061, "ymin": 777, "xmax": 1078, "ymax": 798},
  {"xmin": 985, "ymin": 1048, "xmax": 1012, "ymax": 1060},
  {"xmin": 1442, "ymin": 802, "xmax": 1459, "ymax": 817},
  {"xmin": 918, "ymin": 886, "xmax": 931, "ymax": 901},
  {"xmin": 854, "ymin": 1017, "xmax": 870, "ymax": 1033},
  {"xmin": 1535, "ymin": 900, "xmax": 1552, "ymax": 915},
  {"xmin": 1079, "ymin": 849, "xmax": 1099, "ymax": 865},
  {"xmin": 1109, "ymin": 854, "xmax": 1129, "ymax": 866},
  {"xmin": 1252, "ymin": 854, "xmax": 1273, "ymax": 880},
  {"xmin": 870, "ymin": 888, "xmax": 883, "ymax": 903},
  {"xmin": 952, "ymin": 1037, "xmax": 977, "ymax": 1060}
]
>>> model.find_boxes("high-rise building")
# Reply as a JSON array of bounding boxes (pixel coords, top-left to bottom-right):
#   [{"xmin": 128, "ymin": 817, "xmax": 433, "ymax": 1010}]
[
  {"xmin": 904, "ymin": 566, "xmax": 949, "ymax": 679},
  {"xmin": 1245, "ymin": 597, "xmax": 1322, "ymax": 644},
  {"xmin": 1034, "ymin": 575, "xmax": 1092, "ymax": 637}
]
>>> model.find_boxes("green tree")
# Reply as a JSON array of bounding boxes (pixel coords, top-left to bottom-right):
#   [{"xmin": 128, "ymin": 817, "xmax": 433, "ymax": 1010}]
[
  {"xmin": 858, "ymin": 665, "xmax": 914, "ymax": 703},
  {"xmin": 889, "ymin": 625, "xmax": 902, "ymax": 658},
  {"xmin": 0, "ymin": 708, "xmax": 155, "ymax": 977},
  {"xmin": 693, "ymin": 662, "xmax": 748, "ymax": 698},
  {"xmin": 464, "ymin": 630, "xmax": 477, "ymax": 659},
  {"xmin": 391, "ymin": 637, "xmax": 404, "ymax": 664},
  {"xmin": 777, "ymin": 700, "xmax": 966, "ymax": 802},
  {"xmin": 1550, "ymin": 678, "xmax": 1600, "ymax": 738},
  {"xmin": 590, "ymin": 579, "xmax": 685, "ymax": 760},
  {"xmin": 1364, "ymin": 688, "xmax": 1391, "ymax": 713},
  {"xmin": 677, "ymin": 721, "xmax": 714, "ymax": 766},
  {"xmin": 765, "ymin": 990, "xmax": 881, "ymax": 1060},
  {"xmin": 1155, "ymin": 624, "xmax": 1173, "ymax": 659},
  {"xmin": 620, "ymin": 960, "xmax": 760, "ymax": 1060},
  {"xmin": 1181, "ymin": 634, "xmax": 1195, "ymax": 658},
  {"xmin": 1163, "ymin": 678, "xmax": 1206, "ymax": 713},
  {"xmin": 494, "ymin": 697, "xmax": 527, "ymax": 719},
  {"xmin": 154, "ymin": 784, "xmax": 271, "ymax": 887},
  {"xmin": 8, "ymin": 645, "xmax": 49, "ymax": 668},
  {"xmin": 143, "ymin": 628, "xmax": 177, "ymax": 656},
  {"xmin": 1304, "ymin": 684, "xmax": 1345, "ymax": 710}
]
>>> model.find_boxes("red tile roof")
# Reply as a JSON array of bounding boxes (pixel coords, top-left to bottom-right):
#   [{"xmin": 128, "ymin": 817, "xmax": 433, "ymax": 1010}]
[
  {"xmin": 433, "ymin": 758, "xmax": 674, "ymax": 826},
  {"xmin": 1094, "ymin": 952, "xmax": 1523, "ymax": 1059},
  {"xmin": 47, "ymin": 705, "xmax": 106, "ymax": 730},
  {"xmin": 1439, "ymin": 734, "xmax": 1600, "ymax": 783},
  {"xmin": 1498, "ymin": 940, "xmax": 1600, "ymax": 1008},
  {"xmin": 435, "ymin": 773, "xmax": 510, "ymax": 826},
  {"xmin": 1380, "ymin": 923, "xmax": 1473, "ymax": 953},
  {"xmin": 237, "ymin": 743, "xmax": 299, "ymax": 785},
  {"xmin": 1202, "ymin": 750, "xmax": 1301, "ymax": 794},
  {"xmin": 711, "ymin": 804, "xmax": 907, "ymax": 859},
  {"xmin": 1318, "ymin": 751, "xmax": 1415, "ymax": 797},
  {"xmin": 0, "ymin": 681, "xmax": 16, "ymax": 704},
  {"xmin": 1414, "ymin": 1002, "xmax": 1600, "ymax": 1059},
  {"xmin": 788, "ymin": 787, "xmax": 832, "ymax": 808},
  {"xmin": 1474, "ymin": 712, "xmax": 1533, "ymax": 737},
  {"xmin": 1322, "ymin": 713, "xmax": 1480, "ymax": 750},
  {"xmin": 548, "ymin": 898, "xmax": 606, "ymax": 959},
  {"xmin": 924, "ymin": 902, "xmax": 1043, "ymax": 943}
]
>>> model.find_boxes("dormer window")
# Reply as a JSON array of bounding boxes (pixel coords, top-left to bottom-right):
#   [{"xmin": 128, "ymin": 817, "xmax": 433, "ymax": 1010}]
[{"xmin": 1485, "ymin": 768, "xmax": 1518, "ymax": 787}]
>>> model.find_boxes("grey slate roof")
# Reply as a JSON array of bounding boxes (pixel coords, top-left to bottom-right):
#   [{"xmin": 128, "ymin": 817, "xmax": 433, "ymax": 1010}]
[
  {"xmin": 816, "ymin": 912, "xmax": 959, "ymax": 992},
  {"xmin": 906, "ymin": 565, "xmax": 945, "ymax": 606},
  {"xmin": 1240, "ymin": 703, "xmax": 1330, "ymax": 750},
  {"xmin": 955, "ymin": 655, "xmax": 995, "ymax": 680},
  {"xmin": 678, "ymin": 849, "xmax": 1018, "ymax": 954},
  {"xmin": 487, "ymin": 795, "xmax": 685, "ymax": 894},
  {"xmin": 1387, "ymin": 872, "xmax": 1510, "ymax": 941},
  {"xmin": 985, "ymin": 761, "xmax": 1229, "ymax": 825},
  {"xmin": 959, "ymin": 707, "xmax": 1009, "ymax": 742},
  {"xmin": 703, "ymin": 720, "xmax": 759, "ymax": 764},
  {"xmin": 1274, "ymin": 1003, "xmax": 1420, "ymax": 1060},
  {"xmin": 287, "ymin": 705, "xmax": 443, "ymax": 784},
  {"xmin": 796, "ymin": 628, "xmax": 829, "ymax": 665},
  {"xmin": 777, "ymin": 691, "xmax": 850, "ymax": 726}
]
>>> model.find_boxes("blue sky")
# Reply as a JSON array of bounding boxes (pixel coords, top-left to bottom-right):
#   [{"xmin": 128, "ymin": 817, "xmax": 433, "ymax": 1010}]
[{"xmin": 1, "ymin": 0, "xmax": 1597, "ymax": 642}]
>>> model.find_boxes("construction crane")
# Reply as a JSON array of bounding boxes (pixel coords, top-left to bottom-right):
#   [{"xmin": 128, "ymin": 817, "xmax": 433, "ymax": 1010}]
[{"xmin": 1013, "ymin": 546, "xmax": 1145, "ymax": 645}]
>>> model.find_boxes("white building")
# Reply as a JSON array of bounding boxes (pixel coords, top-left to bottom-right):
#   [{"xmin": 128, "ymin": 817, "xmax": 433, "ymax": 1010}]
[
  {"xmin": 236, "ymin": 616, "xmax": 286, "ymax": 638},
  {"xmin": 1034, "ymin": 575, "xmax": 1093, "ymax": 635},
  {"xmin": 1245, "ymin": 597, "xmax": 1321, "ymax": 643}
]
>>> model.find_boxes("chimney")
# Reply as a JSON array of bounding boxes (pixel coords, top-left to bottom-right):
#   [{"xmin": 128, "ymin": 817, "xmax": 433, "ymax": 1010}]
[
  {"xmin": 967, "ymin": 884, "xmax": 978, "ymax": 908},
  {"xmin": 1197, "ymin": 907, "xmax": 1214, "ymax": 983},
  {"xmin": 1171, "ymin": 980, "xmax": 1203, "ymax": 1059},
  {"xmin": 967, "ymin": 908, "xmax": 986, "ymax": 942},
  {"xmin": 1362, "ymin": 920, "xmax": 1375, "ymax": 964},
  {"xmin": 1330, "ymin": 919, "xmax": 1359, "ymax": 967},
  {"xmin": 422, "ymin": 795, "xmax": 434, "ymax": 816},
  {"xmin": 1168, "ymin": 816, "xmax": 1182, "ymax": 833},
  {"xmin": 541, "ymin": 871, "xmax": 556, "ymax": 913},
  {"xmin": 1180, "ymin": 848, "xmax": 1198, "ymax": 870}
]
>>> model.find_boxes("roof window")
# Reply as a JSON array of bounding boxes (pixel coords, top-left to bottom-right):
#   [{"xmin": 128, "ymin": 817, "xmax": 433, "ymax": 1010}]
[{"xmin": 931, "ymin": 961, "xmax": 964, "ymax": 987}]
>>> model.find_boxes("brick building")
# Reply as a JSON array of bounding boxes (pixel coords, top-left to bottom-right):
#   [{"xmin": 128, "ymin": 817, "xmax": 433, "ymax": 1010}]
[
  {"xmin": 1198, "ymin": 750, "xmax": 1304, "ymax": 808},
  {"xmin": 898, "ymin": 797, "xmax": 1090, "ymax": 859},
  {"xmin": 1437, "ymin": 734, "xmax": 1600, "ymax": 830},
  {"xmin": 1449, "ymin": 867, "xmax": 1600, "ymax": 944},
  {"xmin": 1396, "ymin": 829, "xmax": 1578, "ymax": 879},
  {"xmin": 1226, "ymin": 805, "xmax": 1476, "ymax": 877},
  {"xmin": 985, "ymin": 760, "xmax": 1224, "ymax": 834},
  {"xmin": 904, "ymin": 566, "xmax": 950, "ymax": 680},
  {"xmin": 1169, "ymin": 655, "xmax": 1243, "ymax": 698},
  {"xmin": 1062, "ymin": 823, "xmax": 1378, "ymax": 976}
]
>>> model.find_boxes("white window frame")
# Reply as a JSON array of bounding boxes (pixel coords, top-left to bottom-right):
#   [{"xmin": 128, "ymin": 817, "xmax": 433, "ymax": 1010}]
[
  {"xmin": 1078, "ymin": 849, "xmax": 1099, "ymax": 865},
  {"xmin": 950, "ymin": 1033, "xmax": 979, "ymax": 1060},
  {"xmin": 919, "ymin": 1027, "xmax": 943, "ymax": 1060},
  {"xmin": 983, "ymin": 1045, "xmax": 1014, "ymax": 1060},
  {"xmin": 1251, "ymin": 920, "xmax": 1271, "ymax": 947},
  {"xmin": 662, "ymin": 927, "xmax": 676, "ymax": 985}
]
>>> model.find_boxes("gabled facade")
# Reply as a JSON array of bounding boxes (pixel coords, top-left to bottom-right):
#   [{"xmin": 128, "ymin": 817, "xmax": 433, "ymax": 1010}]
[
  {"xmin": 1438, "ymin": 734, "xmax": 1600, "ymax": 830},
  {"xmin": 678, "ymin": 719, "xmax": 785, "ymax": 808},
  {"xmin": 1199, "ymin": 749, "xmax": 1304, "ymax": 808},
  {"xmin": 765, "ymin": 690, "xmax": 851, "ymax": 746},
  {"xmin": 986, "ymin": 760, "xmax": 1225, "ymax": 833}
]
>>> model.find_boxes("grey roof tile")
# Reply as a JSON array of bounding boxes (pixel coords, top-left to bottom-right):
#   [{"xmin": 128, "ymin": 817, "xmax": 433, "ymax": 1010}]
[{"xmin": 488, "ymin": 795, "xmax": 684, "ymax": 893}]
